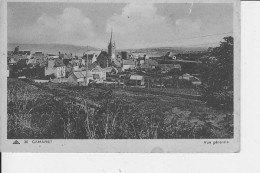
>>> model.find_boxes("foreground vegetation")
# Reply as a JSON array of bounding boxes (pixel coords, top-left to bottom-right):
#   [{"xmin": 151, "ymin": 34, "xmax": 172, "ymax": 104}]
[
  {"xmin": 8, "ymin": 78, "xmax": 233, "ymax": 139},
  {"xmin": 200, "ymin": 36, "xmax": 234, "ymax": 112}
]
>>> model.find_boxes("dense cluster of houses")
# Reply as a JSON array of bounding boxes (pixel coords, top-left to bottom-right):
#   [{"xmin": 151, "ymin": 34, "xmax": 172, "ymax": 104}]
[{"xmin": 7, "ymin": 31, "xmax": 202, "ymax": 87}]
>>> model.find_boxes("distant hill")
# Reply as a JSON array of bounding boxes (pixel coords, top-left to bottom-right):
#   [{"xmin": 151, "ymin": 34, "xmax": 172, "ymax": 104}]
[
  {"xmin": 8, "ymin": 43, "xmax": 209, "ymax": 56},
  {"xmin": 8, "ymin": 43, "xmax": 100, "ymax": 55},
  {"xmin": 123, "ymin": 47, "xmax": 209, "ymax": 55}
]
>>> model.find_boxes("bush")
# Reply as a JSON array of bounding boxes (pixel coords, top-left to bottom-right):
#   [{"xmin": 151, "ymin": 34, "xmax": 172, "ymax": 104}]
[{"xmin": 202, "ymin": 89, "xmax": 233, "ymax": 111}]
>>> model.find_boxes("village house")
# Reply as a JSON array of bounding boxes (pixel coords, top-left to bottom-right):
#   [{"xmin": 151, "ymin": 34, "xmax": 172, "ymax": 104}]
[
  {"xmin": 8, "ymin": 51, "xmax": 13, "ymax": 56},
  {"xmin": 9, "ymin": 52, "xmax": 31, "ymax": 65},
  {"xmin": 59, "ymin": 53, "xmax": 73, "ymax": 65},
  {"xmin": 179, "ymin": 73, "xmax": 202, "ymax": 85},
  {"xmin": 191, "ymin": 77, "xmax": 202, "ymax": 85},
  {"xmin": 112, "ymin": 59, "xmax": 122, "ymax": 68},
  {"xmin": 73, "ymin": 65, "xmax": 80, "ymax": 72},
  {"xmin": 67, "ymin": 70, "xmax": 93, "ymax": 86},
  {"xmin": 27, "ymin": 57, "xmax": 37, "ymax": 65},
  {"xmin": 131, "ymin": 53, "xmax": 146, "ymax": 60},
  {"xmin": 9, "ymin": 46, "xmax": 31, "ymax": 61},
  {"xmin": 71, "ymin": 59, "xmax": 81, "ymax": 71},
  {"xmin": 111, "ymin": 54, "xmax": 122, "ymax": 67},
  {"xmin": 90, "ymin": 65, "xmax": 106, "ymax": 83},
  {"xmin": 83, "ymin": 51, "xmax": 101, "ymax": 65},
  {"xmin": 45, "ymin": 59, "xmax": 66, "ymax": 78},
  {"xmin": 208, "ymin": 56, "xmax": 218, "ymax": 64},
  {"xmin": 140, "ymin": 59, "xmax": 158, "ymax": 71},
  {"xmin": 15, "ymin": 50, "xmax": 31, "ymax": 57},
  {"xmin": 145, "ymin": 52, "xmax": 163, "ymax": 60},
  {"xmin": 65, "ymin": 63, "xmax": 74, "ymax": 77},
  {"xmin": 18, "ymin": 58, "xmax": 29, "ymax": 66},
  {"xmin": 8, "ymin": 57, "xmax": 17, "ymax": 65},
  {"xmin": 27, "ymin": 52, "xmax": 46, "ymax": 66},
  {"xmin": 129, "ymin": 75, "xmax": 145, "ymax": 86},
  {"xmin": 164, "ymin": 52, "xmax": 176, "ymax": 60},
  {"xmin": 103, "ymin": 66, "xmax": 118, "ymax": 75},
  {"xmin": 47, "ymin": 55, "xmax": 59, "ymax": 59},
  {"xmin": 64, "ymin": 58, "xmax": 85, "ymax": 72},
  {"xmin": 64, "ymin": 58, "xmax": 88, "ymax": 77},
  {"xmin": 122, "ymin": 59, "xmax": 136, "ymax": 72},
  {"xmin": 33, "ymin": 52, "xmax": 44, "ymax": 59}
]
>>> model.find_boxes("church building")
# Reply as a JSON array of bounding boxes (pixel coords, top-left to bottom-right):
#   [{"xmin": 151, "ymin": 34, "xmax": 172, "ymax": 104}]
[{"xmin": 108, "ymin": 30, "xmax": 116, "ymax": 62}]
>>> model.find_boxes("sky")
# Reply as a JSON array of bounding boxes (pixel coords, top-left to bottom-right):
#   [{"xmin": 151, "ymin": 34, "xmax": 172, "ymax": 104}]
[{"xmin": 8, "ymin": 2, "xmax": 233, "ymax": 49}]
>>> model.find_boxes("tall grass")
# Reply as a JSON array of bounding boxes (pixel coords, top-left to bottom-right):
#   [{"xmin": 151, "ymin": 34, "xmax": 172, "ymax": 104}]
[{"xmin": 7, "ymin": 79, "xmax": 233, "ymax": 139}]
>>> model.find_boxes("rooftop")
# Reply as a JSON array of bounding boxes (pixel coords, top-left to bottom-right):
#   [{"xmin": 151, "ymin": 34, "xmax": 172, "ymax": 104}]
[
  {"xmin": 130, "ymin": 75, "xmax": 144, "ymax": 80},
  {"xmin": 85, "ymin": 51, "xmax": 101, "ymax": 55},
  {"xmin": 123, "ymin": 59, "xmax": 135, "ymax": 65},
  {"xmin": 70, "ymin": 70, "xmax": 93, "ymax": 79}
]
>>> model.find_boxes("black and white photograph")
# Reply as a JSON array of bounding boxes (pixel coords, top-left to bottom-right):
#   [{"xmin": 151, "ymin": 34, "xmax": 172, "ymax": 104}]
[{"xmin": 0, "ymin": 0, "xmax": 240, "ymax": 152}]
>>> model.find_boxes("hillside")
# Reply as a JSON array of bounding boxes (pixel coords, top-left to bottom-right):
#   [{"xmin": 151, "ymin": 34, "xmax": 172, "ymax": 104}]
[
  {"xmin": 8, "ymin": 78, "xmax": 233, "ymax": 139},
  {"xmin": 8, "ymin": 43, "xmax": 100, "ymax": 55},
  {"xmin": 124, "ymin": 47, "xmax": 209, "ymax": 55}
]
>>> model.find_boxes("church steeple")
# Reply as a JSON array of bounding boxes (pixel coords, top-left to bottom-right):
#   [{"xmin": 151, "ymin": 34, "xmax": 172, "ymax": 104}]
[
  {"xmin": 110, "ymin": 29, "xmax": 113, "ymax": 44},
  {"xmin": 108, "ymin": 28, "xmax": 116, "ymax": 62}
]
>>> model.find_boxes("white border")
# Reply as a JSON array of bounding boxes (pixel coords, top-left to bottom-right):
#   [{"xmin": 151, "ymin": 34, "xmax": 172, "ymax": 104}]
[{"xmin": 0, "ymin": 0, "xmax": 240, "ymax": 153}]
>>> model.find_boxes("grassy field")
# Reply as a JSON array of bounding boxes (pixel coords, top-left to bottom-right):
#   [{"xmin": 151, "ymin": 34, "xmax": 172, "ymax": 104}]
[{"xmin": 7, "ymin": 78, "xmax": 233, "ymax": 139}]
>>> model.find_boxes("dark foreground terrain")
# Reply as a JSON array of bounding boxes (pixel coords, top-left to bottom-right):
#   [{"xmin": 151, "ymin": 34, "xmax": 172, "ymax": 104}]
[{"xmin": 7, "ymin": 78, "xmax": 233, "ymax": 139}]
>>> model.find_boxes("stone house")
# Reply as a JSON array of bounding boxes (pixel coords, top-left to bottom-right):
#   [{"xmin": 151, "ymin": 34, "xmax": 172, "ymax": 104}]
[
  {"xmin": 67, "ymin": 71, "xmax": 93, "ymax": 86},
  {"xmin": 45, "ymin": 59, "xmax": 66, "ymax": 78}
]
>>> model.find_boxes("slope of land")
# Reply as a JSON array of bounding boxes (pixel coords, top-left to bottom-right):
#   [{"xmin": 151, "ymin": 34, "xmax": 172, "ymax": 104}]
[{"xmin": 7, "ymin": 78, "xmax": 233, "ymax": 139}]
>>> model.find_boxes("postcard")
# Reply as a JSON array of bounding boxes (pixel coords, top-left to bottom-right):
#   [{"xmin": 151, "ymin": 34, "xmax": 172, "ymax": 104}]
[{"xmin": 0, "ymin": 0, "xmax": 240, "ymax": 152}]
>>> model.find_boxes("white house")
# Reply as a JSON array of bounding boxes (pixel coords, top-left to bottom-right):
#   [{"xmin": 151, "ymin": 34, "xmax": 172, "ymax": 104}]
[
  {"xmin": 84, "ymin": 51, "xmax": 101, "ymax": 64},
  {"xmin": 45, "ymin": 59, "xmax": 66, "ymax": 78},
  {"xmin": 179, "ymin": 73, "xmax": 202, "ymax": 85},
  {"xmin": 91, "ymin": 65, "xmax": 106, "ymax": 82},
  {"xmin": 180, "ymin": 73, "xmax": 193, "ymax": 80},
  {"xmin": 191, "ymin": 77, "xmax": 202, "ymax": 85},
  {"xmin": 122, "ymin": 59, "xmax": 136, "ymax": 72},
  {"xmin": 130, "ymin": 75, "xmax": 145, "ymax": 86}
]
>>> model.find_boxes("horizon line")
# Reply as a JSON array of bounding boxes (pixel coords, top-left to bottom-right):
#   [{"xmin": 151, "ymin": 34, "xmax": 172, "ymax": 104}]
[{"xmin": 8, "ymin": 42, "xmax": 214, "ymax": 50}]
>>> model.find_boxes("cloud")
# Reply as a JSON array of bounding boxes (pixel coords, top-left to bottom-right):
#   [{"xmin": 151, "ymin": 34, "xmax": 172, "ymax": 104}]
[
  {"xmin": 9, "ymin": 7, "xmax": 97, "ymax": 46},
  {"xmin": 106, "ymin": 3, "xmax": 202, "ymax": 48},
  {"xmin": 175, "ymin": 18, "xmax": 202, "ymax": 35},
  {"xmin": 9, "ymin": 4, "xmax": 204, "ymax": 49}
]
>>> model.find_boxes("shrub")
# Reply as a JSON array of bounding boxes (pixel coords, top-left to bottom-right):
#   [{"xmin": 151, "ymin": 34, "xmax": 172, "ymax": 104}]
[{"xmin": 201, "ymin": 88, "xmax": 233, "ymax": 111}]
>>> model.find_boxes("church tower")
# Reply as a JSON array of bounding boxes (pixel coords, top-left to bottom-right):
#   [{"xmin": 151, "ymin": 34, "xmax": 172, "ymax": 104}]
[{"xmin": 108, "ymin": 29, "xmax": 116, "ymax": 62}]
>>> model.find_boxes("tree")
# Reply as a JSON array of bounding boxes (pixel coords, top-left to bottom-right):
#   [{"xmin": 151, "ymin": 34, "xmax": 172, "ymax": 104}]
[
  {"xmin": 97, "ymin": 51, "xmax": 110, "ymax": 68},
  {"xmin": 203, "ymin": 36, "xmax": 234, "ymax": 91},
  {"xmin": 201, "ymin": 36, "xmax": 234, "ymax": 110},
  {"xmin": 14, "ymin": 46, "xmax": 19, "ymax": 54},
  {"xmin": 168, "ymin": 68, "xmax": 182, "ymax": 88}
]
